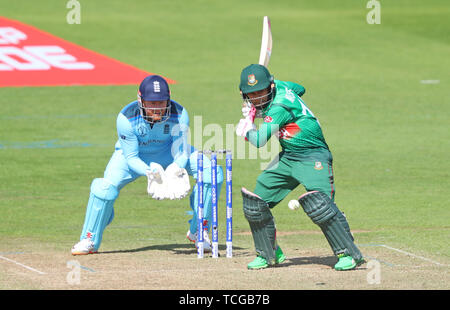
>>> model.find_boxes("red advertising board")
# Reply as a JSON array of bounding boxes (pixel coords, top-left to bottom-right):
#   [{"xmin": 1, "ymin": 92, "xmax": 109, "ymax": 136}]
[{"xmin": 0, "ymin": 17, "xmax": 175, "ymax": 87}]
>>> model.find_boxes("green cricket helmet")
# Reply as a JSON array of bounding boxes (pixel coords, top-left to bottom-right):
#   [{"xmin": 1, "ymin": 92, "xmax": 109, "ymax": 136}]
[{"xmin": 239, "ymin": 64, "xmax": 275, "ymax": 115}]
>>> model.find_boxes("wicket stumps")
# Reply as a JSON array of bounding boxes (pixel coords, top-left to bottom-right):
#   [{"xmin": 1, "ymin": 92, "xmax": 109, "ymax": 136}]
[
  {"xmin": 211, "ymin": 152, "xmax": 218, "ymax": 258},
  {"xmin": 225, "ymin": 151, "xmax": 233, "ymax": 258},
  {"xmin": 197, "ymin": 150, "xmax": 232, "ymax": 259},
  {"xmin": 197, "ymin": 151, "xmax": 204, "ymax": 258}
]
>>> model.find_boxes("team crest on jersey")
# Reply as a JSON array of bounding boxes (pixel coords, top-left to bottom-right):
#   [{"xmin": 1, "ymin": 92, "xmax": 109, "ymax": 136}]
[
  {"xmin": 314, "ymin": 162, "xmax": 323, "ymax": 170},
  {"xmin": 264, "ymin": 116, "xmax": 273, "ymax": 123},
  {"xmin": 247, "ymin": 74, "xmax": 258, "ymax": 86}
]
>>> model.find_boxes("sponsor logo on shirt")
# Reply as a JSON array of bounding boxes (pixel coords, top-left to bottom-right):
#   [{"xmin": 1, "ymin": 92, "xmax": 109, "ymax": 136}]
[{"xmin": 139, "ymin": 139, "xmax": 165, "ymax": 146}]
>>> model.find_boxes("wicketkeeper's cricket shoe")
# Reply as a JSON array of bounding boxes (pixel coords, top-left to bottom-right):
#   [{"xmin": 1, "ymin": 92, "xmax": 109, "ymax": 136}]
[
  {"xmin": 247, "ymin": 246, "xmax": 286, "ymax": 270},
  {"xmin": 186, "ymin": 230, "xmax": 212, "ymax": 252},
  {"xmin": 71, "ymin": 238, "xmax": 97, "ymax": 255},
  {"xmin": 334, "ymin": 254, "xmax": 365, "ymax": 271}
]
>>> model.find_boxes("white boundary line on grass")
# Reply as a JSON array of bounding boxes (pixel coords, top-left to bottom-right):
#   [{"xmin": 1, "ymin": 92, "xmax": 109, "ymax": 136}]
[{"xmin": 0, "ymin": 255, "xmax": 46, "ymax": 275}]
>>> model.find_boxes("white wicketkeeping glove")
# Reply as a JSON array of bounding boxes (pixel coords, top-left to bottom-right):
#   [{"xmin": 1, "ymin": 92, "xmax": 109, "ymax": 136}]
[
  {"xmin": 146, "ymin": 162, "xmax": 167, "ymax": 200},
  {"xmin": 165, "ymin": 162, "xmax": 190, "ymax": 200}
]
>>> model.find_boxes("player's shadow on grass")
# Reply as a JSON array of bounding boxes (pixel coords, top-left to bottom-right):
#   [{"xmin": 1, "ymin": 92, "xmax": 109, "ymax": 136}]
[
  {"xmin": 281, "ymin": 256, "xmax": 337, "ymax": 268},
  {"xmin": 101, "ymin": 244, "xmax": 244, "ymax": 256}
]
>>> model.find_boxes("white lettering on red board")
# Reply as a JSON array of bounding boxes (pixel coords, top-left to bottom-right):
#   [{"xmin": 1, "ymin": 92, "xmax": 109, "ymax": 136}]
[{"xmin": 0, "ymin": 27, "xmax": 94, "ymax": 71}]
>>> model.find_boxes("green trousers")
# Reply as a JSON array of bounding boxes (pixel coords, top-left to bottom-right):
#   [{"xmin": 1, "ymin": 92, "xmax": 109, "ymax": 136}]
[{"xmin": 254, "ymin": 154, "xmax": 335, "ymax": 208}]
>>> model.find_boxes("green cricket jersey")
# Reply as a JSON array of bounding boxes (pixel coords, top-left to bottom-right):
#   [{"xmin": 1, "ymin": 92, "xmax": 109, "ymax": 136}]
[{"xmin": 246, "ymin": 80, "xmax": 332, "ymax": 163}]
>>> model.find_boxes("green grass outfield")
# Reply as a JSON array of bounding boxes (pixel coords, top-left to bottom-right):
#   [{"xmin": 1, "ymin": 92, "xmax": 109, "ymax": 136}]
[{"xmin": 0, "ymin": 0, "xmax": 449, "ymax": 288}]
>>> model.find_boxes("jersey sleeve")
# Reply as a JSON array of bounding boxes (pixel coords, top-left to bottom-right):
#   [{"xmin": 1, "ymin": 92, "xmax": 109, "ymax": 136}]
[
  {"xmin": 285, "ymin": 81, "xmax": 305, "ymax": 97},
  {"xmin": 116, "ymin": 113, "xmax": 149, "ymax": 176},
  {"xmin": 171, "ymin": 108, "xmax": 190, "ymax": 169},
  {"xmin": 245, "ymin": 105, "xmax": 292, "ymax": 148}
]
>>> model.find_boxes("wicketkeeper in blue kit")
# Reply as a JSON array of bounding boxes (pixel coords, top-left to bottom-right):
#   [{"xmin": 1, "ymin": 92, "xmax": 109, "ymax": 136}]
[{"xmin": 71, "ymin": 75, "xmax": 223, "ymax": 255}]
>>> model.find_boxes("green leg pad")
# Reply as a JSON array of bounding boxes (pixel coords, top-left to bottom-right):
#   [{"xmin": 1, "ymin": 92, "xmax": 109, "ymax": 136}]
[
  {"xmin": 329, "ymin": 200, "xmax": 354, "ymax": 241},
  {"xmin": 299, "ymin": 191, "xmax": 362, "ymax": 261},
  {"xmin": 242, "ymin": 188, "xmax": 277, "ymax": 265}
]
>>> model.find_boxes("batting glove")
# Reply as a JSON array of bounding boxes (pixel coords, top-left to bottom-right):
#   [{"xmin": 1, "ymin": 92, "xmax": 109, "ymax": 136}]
[{"xmin": 235, "ymin": 117, "xmax": 256, "ymax": 137}]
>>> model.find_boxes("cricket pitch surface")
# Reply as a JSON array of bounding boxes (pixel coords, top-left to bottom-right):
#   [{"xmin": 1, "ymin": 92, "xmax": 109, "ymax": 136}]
[{"xmin": 0, "ymin": 238, "xmax": 448, "ymax": 290}]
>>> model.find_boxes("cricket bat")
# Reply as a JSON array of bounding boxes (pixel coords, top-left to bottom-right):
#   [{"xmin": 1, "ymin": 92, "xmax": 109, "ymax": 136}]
[{"xmin": 258, "ymin": 16, "xmax": 272, "ymax": 68}]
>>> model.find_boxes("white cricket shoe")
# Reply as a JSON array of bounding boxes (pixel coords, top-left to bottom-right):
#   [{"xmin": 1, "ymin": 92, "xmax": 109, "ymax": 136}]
[
  {"xmin": 71, "ymin": 238, "xmax": 97, "ymax": 255},
  {"xmin": 186, "ymin": 230, "xmax": 212, "ymax": 252}
]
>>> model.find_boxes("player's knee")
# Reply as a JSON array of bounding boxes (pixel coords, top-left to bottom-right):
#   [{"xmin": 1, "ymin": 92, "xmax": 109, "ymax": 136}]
[
  {"xmin": 90, "ymin": 178, "xmax": 119, "ymax": 201},
  {"xmin": 242, "ymin": 188, "xmax": 272, "ymax": 224},
  {"xmin": 298, "ymin": 191, "xmax": 336, "ymax": 225}
]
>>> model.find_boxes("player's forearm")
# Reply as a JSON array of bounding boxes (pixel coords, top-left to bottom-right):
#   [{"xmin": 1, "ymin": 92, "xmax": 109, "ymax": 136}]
[
  {"xmin": 124, "ymin": 155, "xmax": 149, "ymax": 176},
  {"xmin": 119, "ymin": 138, "xmax": 149, "ymax": 176},
  {"xmin": 245, "ymin": 123, "xmax": 279, "ymax": 148}
]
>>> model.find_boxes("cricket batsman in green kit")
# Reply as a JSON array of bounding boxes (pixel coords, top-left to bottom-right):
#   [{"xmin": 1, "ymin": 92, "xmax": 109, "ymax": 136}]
[{"xmin": 235, "ymin": 64, "xmax": 364, "ymax": 270}]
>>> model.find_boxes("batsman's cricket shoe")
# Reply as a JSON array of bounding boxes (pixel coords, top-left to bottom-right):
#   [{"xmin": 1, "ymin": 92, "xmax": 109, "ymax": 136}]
[
  {"xmin": 71, "ymin": 238, "xmax": 97, "ymax": 255},
  {"xmin": 276, "ymin": 246, "xmax": 287, "ymax": 264},
  {"xmin": 186, "ymin": 230, "xmax": 212, "ymax": 252},
  {"xmin": 247, "ymin": 246, "xmax": 286, "ymax": 270},
  {"xmin": 334, "ymin": 254, "xmax": 365, "ymax": 271}
]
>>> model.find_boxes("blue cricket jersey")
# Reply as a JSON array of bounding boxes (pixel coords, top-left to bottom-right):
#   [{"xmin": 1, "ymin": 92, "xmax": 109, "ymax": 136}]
[{"xmin": 115, "ymin": 100, "xmax": 189, "ymax": 176}]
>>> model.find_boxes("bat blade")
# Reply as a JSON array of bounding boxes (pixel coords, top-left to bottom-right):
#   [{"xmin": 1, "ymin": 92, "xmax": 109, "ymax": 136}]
[{"xmin": 258, "ymin": 16, "xmax": 272, "ymax": 68}]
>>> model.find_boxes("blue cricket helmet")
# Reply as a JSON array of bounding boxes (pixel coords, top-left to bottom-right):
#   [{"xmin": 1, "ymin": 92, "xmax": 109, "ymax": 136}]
[
  {"xmin": 138, "ymin": 75, "xmax": 171, "ymax": 101},
  {"xmin": 137, "ymin": 75, "xmax": 171, "ymax": 124}
]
